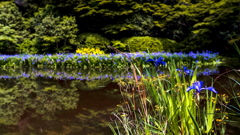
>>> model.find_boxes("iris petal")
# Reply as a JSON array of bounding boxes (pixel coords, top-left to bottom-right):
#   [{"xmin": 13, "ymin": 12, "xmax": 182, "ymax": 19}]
[
  {"xmin": 206, "ymin": 87, "xmax": 218, "ymax": 94},
  {"xmin": 199, "ymin": 88, "xmax": 206, "ymax": 92},
  {"xmin": 146, "ymin": 57, "xmax": 165, "ymax": 67},
  {"xmin": 183, "ymin": 66, "xmax": 187, "ymax": 71},
  {"xmin": 186, "ymin": 85, "xmax": 196, "ymax": 92},
  {"xmin": 146, "ymin": 59, "xmax": 154, "ymax": 63},
  {"xmin": 200, "ymin": 81, "xmax": 203, "ymax": 89},
  {"xmin": 187, "ymin": 81, "xmax": 218, "ymax": 94}
]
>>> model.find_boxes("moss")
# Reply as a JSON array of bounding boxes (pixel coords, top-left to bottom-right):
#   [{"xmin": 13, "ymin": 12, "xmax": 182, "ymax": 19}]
[{"xmin": 76, "ymin": 33, "xmax": 111, "ymax": 52}]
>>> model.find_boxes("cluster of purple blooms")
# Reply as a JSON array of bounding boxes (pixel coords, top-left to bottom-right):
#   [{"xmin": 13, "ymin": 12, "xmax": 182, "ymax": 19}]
[
  {"xmin": 0, "ymin": 51, "xmax": 219, "ymax": 68},
  {"xmin": 187, "ymin": 80, "xmax": 218, "ymax": 95},
  {"xmin": 145, "ymin": 56, "xmax": 218, "ymax": 95}
]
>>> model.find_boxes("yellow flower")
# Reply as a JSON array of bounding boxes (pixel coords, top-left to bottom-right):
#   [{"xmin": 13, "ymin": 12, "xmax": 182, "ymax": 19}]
[
  {"xmin": 76, "ymin": 48, "xmax": 105, "ymax": 55},
  {"xmin": 121, "ymin": 114, "xmax": 126, "ymax": 117},
  {"xmin": 216, "ymin": 119, "xmax": 222, "ymax": 122}
]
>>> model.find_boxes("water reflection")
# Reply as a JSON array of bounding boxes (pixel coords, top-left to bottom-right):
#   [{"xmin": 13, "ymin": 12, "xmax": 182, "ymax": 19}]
[
  {"xmin": 0, "ymin": 66, "xmax": 219, "ymax": 81},
  {"xmin": 0, "ymin": 65, "xmax": 231, "ymax": 134},
  {"xmin": 0, "ymin": 77, "xmax": 121, "ymax": 134}
]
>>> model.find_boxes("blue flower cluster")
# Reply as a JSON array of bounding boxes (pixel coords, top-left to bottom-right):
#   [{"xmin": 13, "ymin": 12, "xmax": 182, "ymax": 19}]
[
  {"xmin": 187, "ymin": 81, "xmax": 218, "ymax": 95},
  {"xmin": 0, "ymin": 51, "xmax": 219, "ymax": 68}
]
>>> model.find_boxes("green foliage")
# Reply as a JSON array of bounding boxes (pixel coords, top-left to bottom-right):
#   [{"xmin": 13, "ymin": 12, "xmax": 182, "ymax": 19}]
[
  {"xmin": 77, "ymin": 33, "xmax": 111, "ymax": 52},
  {"xmin": 74, "ymin": 0, "xmax": 137, "ymax": 36},
  {"xmin": 57, "ymin": 16, "xmax": 79, "ymax": 52},
  {"xmin": 17, "ymin": 38, "xmax": 39, "ymax": 54},
  {"xmin": 31, "ymin": 7, "xmax": 79, "ymax": 53},
  {"xmin": 193, "ymin": 0, "xmax": 239, "ymax": 29},
  {"xmin": 121, "ymin": 36, "xmax": 164, "ymax": 52},
  {"xmin": 111, "ymin": 60, "xmax": 218, "ymax": 134},
  {"xmin": 158, "ymin": 38, "xmax": 177, "ymax": 52},
  {"xmin": 151, "ymin": 3, "xmax": 174, "ymax": 31},
  {"xmin": 33, "ymin": 15, "xmax": 61, "ymax": 53},
  {"xmin": 29, "ymin": 4, "xmax": 57, "ymax": 29},
  {"xmin": 102, "ymin": 23, "xmax": 134, "ymax": 35},
  {"xmin": 179, "ymin": 28, "xmax": 213, "ymax": 52},
  {"xmin": 0, "ymin": 1, "xmax": 27, "ymax": 30},
  {"xmin": 0, "ymin": 1, "xmax": 28, "ymax": 53},
  {"xmin": 74, "ymin": 0, "xmax": 136, "ymax": 18},
  {"xmin": 0, "ymin": 24, "xmax": 19, "ymax": 52},
  {"xmin": 0, "ymin": 0, "xmax": 239, "ymax": 54},
  {"xmin": 102, "ymin": 13, "xmax": 154, "ymax": 36},
  {"xmin": 126, "ymin": 13, "xmax": 154, "ymax": 36},
  {"xmin": 111, "ymin": 40, "xmax": 127, "ymax": 52}
]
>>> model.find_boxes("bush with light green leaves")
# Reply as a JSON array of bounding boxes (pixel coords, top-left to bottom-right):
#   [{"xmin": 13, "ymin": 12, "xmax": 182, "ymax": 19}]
[{"xmin": 77, "ymin": 33, "xmax": 111, "ymax": 52}]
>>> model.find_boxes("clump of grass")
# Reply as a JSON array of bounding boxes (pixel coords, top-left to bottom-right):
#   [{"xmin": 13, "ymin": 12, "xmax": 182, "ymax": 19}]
[{"xmin": 109, "ymin": 46, "xmax": 218, "ymax": 135}]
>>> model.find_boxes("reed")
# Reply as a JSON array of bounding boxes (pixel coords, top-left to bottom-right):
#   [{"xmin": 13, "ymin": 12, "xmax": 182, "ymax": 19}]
[{"xmin": 109, "ymin": 47, "xmax": 218, "ymax": 134}]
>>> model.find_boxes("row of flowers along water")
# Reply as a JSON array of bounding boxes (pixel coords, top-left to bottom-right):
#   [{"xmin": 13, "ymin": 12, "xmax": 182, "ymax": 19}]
[{"xmin": 0, "ymin": 50, "xmax": 219, "ymax": 68}]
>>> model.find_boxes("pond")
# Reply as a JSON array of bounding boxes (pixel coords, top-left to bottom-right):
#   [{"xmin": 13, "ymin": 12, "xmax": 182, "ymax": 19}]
[{"xmin": 0, "ymin": 63, "xmax": 240, "ymax": 134}]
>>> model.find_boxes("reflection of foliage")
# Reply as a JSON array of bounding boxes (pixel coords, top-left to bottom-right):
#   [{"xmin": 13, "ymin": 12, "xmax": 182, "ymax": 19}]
[
  {"xmin": 0, "ymin": 79, "xmax": 121, "ymax": 134},
  {"xmin": 0, "ymin": 77, "xmax": 79, "ymax": 125},
  {"xmin": 0, "ymin": 68, "xmax": 124, "ymax": 81},
  {"xmin": 73, "ymin": 78, "xmax": 112, "ymax": 91}
]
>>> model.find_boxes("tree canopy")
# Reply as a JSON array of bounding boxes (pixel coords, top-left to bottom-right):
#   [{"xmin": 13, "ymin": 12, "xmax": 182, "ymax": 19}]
[{"xmin": 0, "ymin": 0, "xmax": 239, "ymax": 54}]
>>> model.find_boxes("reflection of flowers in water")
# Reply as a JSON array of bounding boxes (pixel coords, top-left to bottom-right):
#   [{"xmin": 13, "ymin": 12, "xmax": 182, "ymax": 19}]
[
  {"xmin": 0, "ymin": 67, "xmax": 219, "ymax": 81},
  {"xmin": 0, "ymin": 78, "xmax": 79, "ymax": 125},
  {"xmin": 199, "ymin": 68, "xmax": 220, "ymax": 76}
]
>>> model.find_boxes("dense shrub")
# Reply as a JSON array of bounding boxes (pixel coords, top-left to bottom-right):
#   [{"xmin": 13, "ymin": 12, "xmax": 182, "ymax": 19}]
[
  {"xmin": 76, "ymin": 33, "xmax": 111, "ymax": 52},
  {"xmin": 120, "ymin": 36, "xmax": 163, "ymax": 52},
  {"xmin": 17, "ymin": 38, "xmax": 39, "ymax": 54},
  {"xmin": 178, "ymin": 30, "xmax": 213, "ymax": 52},
  {"xmin": 0, "ymin": 2, "xmax": 28, "ymax": 54},
  {"xmin": 111, "ymin": 40, "xmax": 127, "ymax": 52},
  {"xmin": 158, "ymin": 38, "xmax": 177, "ymax": 52},
  {"xmin": 120, "ymin": 36, "xmax": 178, "ymax": 52}
]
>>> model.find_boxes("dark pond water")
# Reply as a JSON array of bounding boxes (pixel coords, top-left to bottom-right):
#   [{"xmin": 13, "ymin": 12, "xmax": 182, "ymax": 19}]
[{"xmin": 0, "ymin": 62, "xmax": 240, "ymax": 134}]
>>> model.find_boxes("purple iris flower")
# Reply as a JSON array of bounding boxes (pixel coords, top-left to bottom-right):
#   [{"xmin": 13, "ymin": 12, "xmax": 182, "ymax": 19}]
[
  {"xmin": 183, "ymin": 66, "xmax": 191, "ymax": 74},
  {"xmin": 187, "ymin": 81, "xmax": 218, "ymax": 95},
  {"xmin": 146, "ymin": 57, "xmax": 166, "ymax": 67}
]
